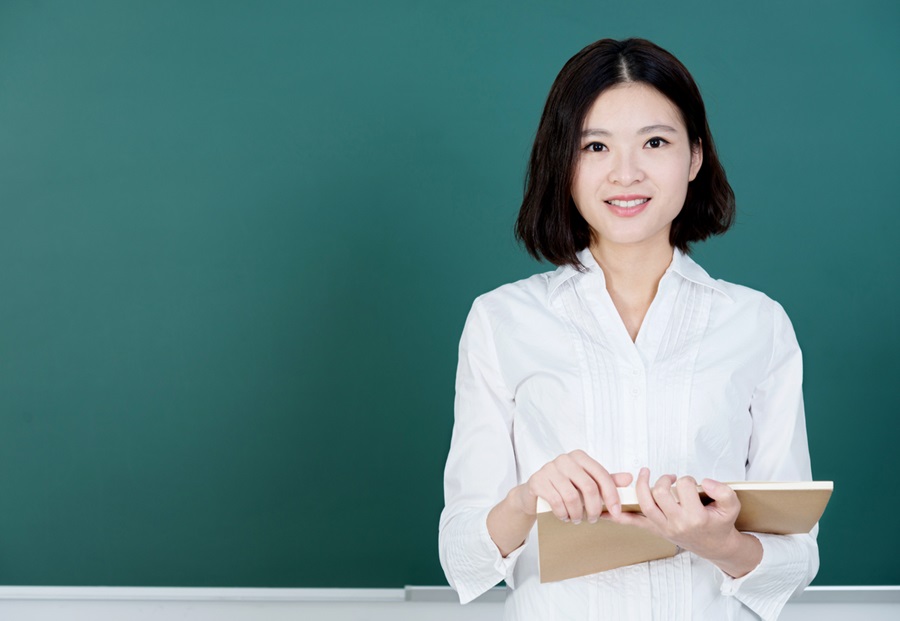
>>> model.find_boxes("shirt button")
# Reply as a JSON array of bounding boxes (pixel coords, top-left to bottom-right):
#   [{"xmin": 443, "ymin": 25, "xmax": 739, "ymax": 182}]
[
  {"xmin": 631, "ymin": 458, "xmax": 641, "ymax": 468},
  {"xmin": 632, "ymin": 369, "xmax": 640, "ymax": 376},
  {"xmin": 631, "ymin": 388, "xmax": 639, "ymax": 396}
]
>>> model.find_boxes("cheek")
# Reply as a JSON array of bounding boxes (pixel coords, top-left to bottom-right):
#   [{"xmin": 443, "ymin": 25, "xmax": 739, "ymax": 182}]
[
  {"xmin": 656, "ymin": 159, "xmax": 693, "ymax": 196},
  {"xmin": 570, "ymin": 172, "xmax": 591, "ymax": 211},
  {"xmin": 571, "ymin": 163, "xmax": 605, "ymax": 203},
  {"xmin": 664, "ymin": 179, "xmax": 690, "ymax": 213}
]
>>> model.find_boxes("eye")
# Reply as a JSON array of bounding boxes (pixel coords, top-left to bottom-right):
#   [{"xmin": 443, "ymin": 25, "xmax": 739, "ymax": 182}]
[
  {"xmin": 645, "ymin": 137, "xmax": 669, "ymax": 149},
  {"xmin": 583, "ymin": 142, "xmax": 607, "ymax": 152}
]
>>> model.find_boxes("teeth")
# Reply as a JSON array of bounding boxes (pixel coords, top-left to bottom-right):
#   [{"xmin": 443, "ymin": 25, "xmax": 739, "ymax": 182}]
[{"xmin": 607, "ymin": 198, "xmax": 649, "ymax": 208}]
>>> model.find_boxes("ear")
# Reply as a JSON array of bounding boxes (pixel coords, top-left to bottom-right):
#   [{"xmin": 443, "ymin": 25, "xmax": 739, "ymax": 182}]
[{"xmin": 688, "ymin": 139, "xmax": 703, "ymax": 182}]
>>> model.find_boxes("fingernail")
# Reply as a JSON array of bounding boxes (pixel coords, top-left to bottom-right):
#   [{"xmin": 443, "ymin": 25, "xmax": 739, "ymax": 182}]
[
  {"xmin": 588, "ymin": 516, "xmax": 598, "ymax": 524},
  {"xmin": 562, "ymin": 517, "xmax": 570, "ymax": 523},
  {"xmin": 611, "ymin": 503, "xmax": 621, "ymax": 517}
]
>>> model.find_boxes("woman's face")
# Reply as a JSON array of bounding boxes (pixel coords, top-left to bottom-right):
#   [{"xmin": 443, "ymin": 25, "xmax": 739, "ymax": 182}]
[{"xmin": 571, "ymin": 82, "xmax": 702, "ymax": 253}]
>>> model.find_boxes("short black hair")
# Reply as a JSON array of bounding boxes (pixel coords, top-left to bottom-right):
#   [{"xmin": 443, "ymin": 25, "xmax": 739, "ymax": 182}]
[{"xmin": 515, "ymin": 38, "xmax": 735, "ymax": 266}]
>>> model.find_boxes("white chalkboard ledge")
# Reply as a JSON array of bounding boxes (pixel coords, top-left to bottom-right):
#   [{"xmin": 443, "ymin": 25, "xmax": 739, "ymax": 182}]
[
  {"xmin": 0, "ymin": 585, "xmax": 896, "ymax": 621},
  {"xmin": 407, "ymin": 585, "xmax": 900, "ymax": 603}
]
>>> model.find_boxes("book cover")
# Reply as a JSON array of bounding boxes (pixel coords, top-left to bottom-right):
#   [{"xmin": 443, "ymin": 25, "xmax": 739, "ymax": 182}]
[{"xmin": 536, "ymin": 481, "xmax": 833, "ymax": 583}]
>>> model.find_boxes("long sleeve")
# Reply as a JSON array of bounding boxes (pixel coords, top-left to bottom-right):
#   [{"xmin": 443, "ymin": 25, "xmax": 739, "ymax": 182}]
[
  {"xmin": 718, "ymin": 302, "xmax": 820, "ymax": 620},
  {"xmin": 438, "ymin": 298, "xmax": 526, "ymax": 604}
]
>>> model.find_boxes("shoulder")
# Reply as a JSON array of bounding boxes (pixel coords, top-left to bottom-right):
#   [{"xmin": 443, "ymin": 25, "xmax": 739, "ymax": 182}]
[
  {"xmin": 701, "ymin": 274, "xmax": 798, "ymax": 359},
  {"xmin": 710, "ymin": 277, "xmax": 791, "ymax": 321},
  {"xmin": 713, "ymin": 278, "xmax": 780, "ymax": 309},
  {"xmin": 463, "ymin": 266, "xmax": 564, "ymax": 338},
  {"xmin": 678, "ymin": 252, "xmax": 789, "ymax": 318},
  {"xmin": 678, "ymin": 253, "xmax": 797, "ymax": 348},
  {"xmin": 471, "ymin": 268, "xmax": 557, "ymax": 314}
]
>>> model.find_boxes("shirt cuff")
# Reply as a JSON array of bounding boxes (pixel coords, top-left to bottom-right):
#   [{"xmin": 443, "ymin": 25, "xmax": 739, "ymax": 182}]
[
  {"xmin": 444, "ymin": 506, "xmax": 528, "ymax": 604},
  {"xmin": 718, "ymin": 533, "xmax": 811, "ymax": 621}
]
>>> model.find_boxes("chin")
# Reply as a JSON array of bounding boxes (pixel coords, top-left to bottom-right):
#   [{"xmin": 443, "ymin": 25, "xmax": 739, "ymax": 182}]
[{"xmin": 595, "ymin": 229, "xmax": 671, "ymax": 249}]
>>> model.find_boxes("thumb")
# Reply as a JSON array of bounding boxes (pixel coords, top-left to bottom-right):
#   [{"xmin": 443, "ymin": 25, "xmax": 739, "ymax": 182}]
[{"xmin": 514, "ymin": 483, "xmax": 540, "ymax": 516}]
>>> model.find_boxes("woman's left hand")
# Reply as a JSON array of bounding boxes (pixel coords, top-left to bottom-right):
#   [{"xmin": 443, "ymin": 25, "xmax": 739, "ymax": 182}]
[{"xmin": 608, "ymin": 468, "xmax": 763, "ymax": 577}]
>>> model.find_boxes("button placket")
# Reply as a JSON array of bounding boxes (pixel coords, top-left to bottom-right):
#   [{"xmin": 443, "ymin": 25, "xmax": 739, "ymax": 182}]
[{"xmin": 632, "ymin": 367, "xmax": 648, "ymax": 473}]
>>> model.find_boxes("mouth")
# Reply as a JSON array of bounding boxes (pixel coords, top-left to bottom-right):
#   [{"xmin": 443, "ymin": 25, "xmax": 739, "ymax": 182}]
[
  {"xmin": 605, "ymin": 197, "xmax": 650, "ymax": 208},
  {"xmin": 604, "ymin": 196, "xmax": 651, "ymax": 218}
]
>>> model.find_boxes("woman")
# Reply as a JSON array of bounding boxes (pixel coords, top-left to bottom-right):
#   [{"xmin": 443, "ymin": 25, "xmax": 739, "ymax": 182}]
[{"xmin": 439, "ymin": 38, "xmax": 818, "ymax": 620}]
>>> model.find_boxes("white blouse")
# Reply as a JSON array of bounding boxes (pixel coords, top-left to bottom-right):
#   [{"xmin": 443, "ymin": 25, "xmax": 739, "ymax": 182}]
[{"xmin": 439, "ymin": 248, "xmax": 818, "ymax": 621}]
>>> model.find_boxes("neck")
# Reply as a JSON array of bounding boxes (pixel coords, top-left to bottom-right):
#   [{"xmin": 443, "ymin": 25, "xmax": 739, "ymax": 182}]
[
  {"xmin": 589, "ymin": 239, "xmax": 675, "ymax": 296},
  {"xmin": 588, "ymin": 238, "xmax": 675, "ymax": 343}
]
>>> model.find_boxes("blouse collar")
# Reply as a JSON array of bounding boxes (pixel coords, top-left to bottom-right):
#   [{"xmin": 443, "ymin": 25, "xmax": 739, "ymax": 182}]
[{"xmin": 547, "ymin": 247, "xmax": 733, "ymax": 302}]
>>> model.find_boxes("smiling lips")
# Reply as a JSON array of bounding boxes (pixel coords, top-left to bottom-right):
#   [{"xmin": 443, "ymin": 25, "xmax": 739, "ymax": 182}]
[{"xmin": 605, "ymin": 195, "xmax": 651, "ymax": 217}]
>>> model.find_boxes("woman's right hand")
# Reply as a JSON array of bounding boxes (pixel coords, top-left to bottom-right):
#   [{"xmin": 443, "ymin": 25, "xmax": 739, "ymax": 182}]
[
  {"xmin": 488, "ymin": 450, "xmax": 634, "ymax": 557},
  {"xmin": 511, "ymin": 450, "xmax": 634, "ymax": 524}
]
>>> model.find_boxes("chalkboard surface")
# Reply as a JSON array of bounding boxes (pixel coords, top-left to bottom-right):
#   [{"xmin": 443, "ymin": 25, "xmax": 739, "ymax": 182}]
[{"xmin": 0, "ymin": 0, "xmax": 896, "ymax": 587}]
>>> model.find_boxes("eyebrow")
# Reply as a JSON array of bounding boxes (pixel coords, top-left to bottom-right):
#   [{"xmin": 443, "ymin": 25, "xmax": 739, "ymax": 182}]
[{"xmin": 581, "ymin": 124, "xmax": 679, "ymax": 137}]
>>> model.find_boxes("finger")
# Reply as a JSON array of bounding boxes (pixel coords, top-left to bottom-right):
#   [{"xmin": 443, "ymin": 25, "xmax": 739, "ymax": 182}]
[
  {"xmin": 556, "ymin": 460, "xmax": 604, "ymax": 523},
  {"xmin": 606, "ymin": 509, "xmax": 659, "ymax": 535},
  {"xmin": 548, "ymin": 472, "xmax": 586, "ymax": 524},
  {"xmin": 572, "ymin": 452, "xmax": 622, "ymax": 516},
  {"xmin": 531, "ymin": 479, "xmax": 570, "ymax": 522},
  {"xmin": 530, "ymin": 466, "xmax": 577, "ymax": 523},
  {"xmin": 651, "ymin": 473, "xmax": 680, "ymax": 516},
  {"xmin": 701, "ymin": 478, "xmax": 741, "ymax": 517},
  {"xmin": 635, "ymin": 467, "xmax": 666, "ymax": 523},
  {"xmin": 674, "ymin": 476, "xmax": 704, "ymax": 513},
  {"xmin": 611, "ymin": 471, "xmax": 634, "ymax": 487},
  {"xmin": 609, "ymin": 472, "xmax": 636, "ymax": 515}
]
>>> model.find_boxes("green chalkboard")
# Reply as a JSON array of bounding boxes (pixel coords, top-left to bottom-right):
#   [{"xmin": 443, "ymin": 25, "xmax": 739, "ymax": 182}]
[{"xmin": 0, "ymin": 0, "xmax": 896, "ymax": 587}]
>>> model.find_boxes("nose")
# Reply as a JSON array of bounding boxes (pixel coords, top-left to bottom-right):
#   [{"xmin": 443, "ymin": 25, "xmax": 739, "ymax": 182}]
[{"xmin": 607, "ymin": 149, "xmax": 644, "ymax": 185}]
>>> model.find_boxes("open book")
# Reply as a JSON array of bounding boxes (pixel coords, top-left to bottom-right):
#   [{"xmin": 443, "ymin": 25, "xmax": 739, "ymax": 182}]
[{"xmin": 536, "ymin": 481, "xmax": 833, "ymax": 583}]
